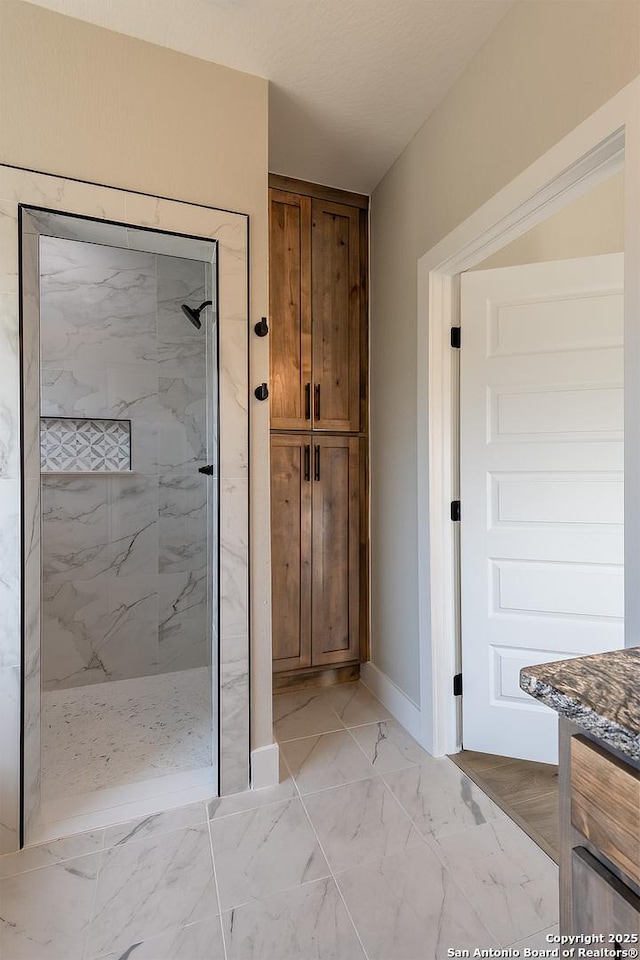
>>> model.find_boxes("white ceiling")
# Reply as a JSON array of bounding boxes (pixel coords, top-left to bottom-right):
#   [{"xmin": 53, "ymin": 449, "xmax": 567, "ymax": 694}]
[{"xmin": 23, "ymin": 0, "xmax": 512, "ymax": 193}]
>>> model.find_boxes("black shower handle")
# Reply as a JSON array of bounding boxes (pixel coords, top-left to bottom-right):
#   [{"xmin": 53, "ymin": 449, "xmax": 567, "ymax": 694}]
[{"xmin": 198, "ymin": 465, "xmax": 215, "ymax": 475}]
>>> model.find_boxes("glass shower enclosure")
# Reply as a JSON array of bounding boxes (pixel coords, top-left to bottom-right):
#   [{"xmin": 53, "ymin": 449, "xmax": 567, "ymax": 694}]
[{"xmin": 22, "ymin": 208, "xmax": 219, "ymax": 840}]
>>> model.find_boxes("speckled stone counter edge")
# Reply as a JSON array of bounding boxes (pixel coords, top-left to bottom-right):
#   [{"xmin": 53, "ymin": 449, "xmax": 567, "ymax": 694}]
[{"xmin": 520, "ymin": 671, "xmax": 640, "ymax": 763}]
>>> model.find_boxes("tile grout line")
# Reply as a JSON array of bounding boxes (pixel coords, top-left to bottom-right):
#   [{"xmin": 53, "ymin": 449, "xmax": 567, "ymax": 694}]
[
  {"xmin": 275, "ymin": 722, "xmax": 346, "ymax": 744},
  {"xmin": 99, "ymin": 810, "xmax": 210, "ymax": 850},
  {"xmin": 377, "ymin": 768, "xmax": 554, "ymax": 948},
  {"xmin": 278, "ymin": 748, "xmax": 301, "ymax": 799},
  {"xmin": 208, "ymin": 792, "xmax": 297, "ymax": 822},
  {"xmin": 206, "ymin": 814, "xmax": 228, "ymax": 960},
  {"xmin": 276, "ymin": 693, "xmax": 523, "ymax": 947},
  {"xmin": 379, "ymin": 764, "xmax": 510, "ymax": 846},
  {"xmin": 297, "ymin": 788, "xmax": 372, "ymax": 960},
  {"xmin": 80, "ymin": 827, "xmax": 107, "ymax": 960},
  {"xmin": 274, "ymin": 683, "xmax": 388, "ymax": 743},
  {"xmin": 0, "ymin": 844, "xmax": 102, "ymax": 882},
  {"xmin": 277, "ymin": 713, "xmax": 400, "ymax": 745},
  {"xmin": 343, "ymin": 716, "xmax": 400, "ymax": 772},
  {"xmin": 216, "ymin": 872, "xmax": 353, "ymax": 917},
  {"xmin": 379, "ymin": 769, "xmax": 505, "ymax": 947}
]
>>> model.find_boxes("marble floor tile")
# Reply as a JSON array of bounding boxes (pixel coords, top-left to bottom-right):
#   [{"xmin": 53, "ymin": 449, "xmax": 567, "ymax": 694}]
[
  {"xmin": 507, "ymin": 924, "xmax": 560, "ymax": 951},
  {"xmin": 336, "ymin": 844, "xmax": 498, "ymax": 960},
  {"xmin": 383, "ymin": 756, "xmax": 506, "ymax": 839},
  {"xmin": 208, "ymin": 760, "xmax": 297, "ymax": 819},
  {"xmin": 87, "ymin": 825, "xmax": 217, "ymax": 958},
  {"xmin": 328, "ymin": 681, "xmax": 392, "ymax": 727},
  {"xmin": 273, "ymin": 689, "xmax": 345, "ymax": 741},
  {"xmin": 222, "ymin": 877, "xmax": 365, "ymax": 960},
  {"xmin": 0, "ymin": 853, "xmax": 100, "ymax": 959},
  {"xmin": 0, "ymin": 830, "xmax": 103, "ymax": 880},
  {"xmin": 303, "ymin": 777, "xmax": 423, "ymax": 873},
  {"xmin": 432, "ymin": 817, "xmax": 559, "ymax": 945},
  {"xmin": 349, "ymin": 718, "xmax": 431, "ymax": 773},
  {"xmin": 89, "ymin": 916, "xmax": 225, "ymax": 960},
  {"xmin": 103, "ymin": 801, "xmax": 208, "ymax": 848},
  {"xmin": 41, "ymin": 667, "xmax": 212, "ymax": 800},
  {"xmin": 280, "ymin": 730, "xmax": 374, "ymax": 794},
  {"xmin": 209, "ymin": 798, "xmax": 329, "ymax": 911}
]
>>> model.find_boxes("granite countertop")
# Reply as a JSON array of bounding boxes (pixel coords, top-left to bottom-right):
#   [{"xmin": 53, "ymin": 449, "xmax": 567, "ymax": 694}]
[{"xmin": 520, "ymin": 647, "xmax": 640, "ymax": 762}]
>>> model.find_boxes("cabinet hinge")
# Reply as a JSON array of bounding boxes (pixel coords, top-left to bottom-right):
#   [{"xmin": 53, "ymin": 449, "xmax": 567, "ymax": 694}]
[
  {"xmin": 450, "ymin": 326, "xmax": 461, "ymax": 349},
  {"xmin": 450, "ymin": 500, "xmax": 461, "ymax": 522},
  {"xmin": 453, "ymin": 673, "xmax": 463, "ymax": 697}
]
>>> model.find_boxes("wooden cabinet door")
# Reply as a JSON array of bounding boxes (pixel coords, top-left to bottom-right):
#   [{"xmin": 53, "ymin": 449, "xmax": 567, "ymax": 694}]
[
  {"xmin": 271, "ymin": 435, "xmax": 312, "ymax": 671},
  {"xmin": 269, "ymin": 190, "xmax": 312, "ymax": 430},
  {"xmin": 311, "ymin": 200, "xmax": 361, "ymax": 432},
  {"xmin": 311, "ymin": 436, "xmax": 360, "ymax": 664},
  {"xmin": 572, "ymin": 848, "xmax": 640, "ymax": 936}
]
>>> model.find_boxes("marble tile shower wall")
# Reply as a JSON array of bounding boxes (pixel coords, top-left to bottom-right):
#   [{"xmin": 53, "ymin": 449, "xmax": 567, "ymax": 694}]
[
  {"xmin": 40, "ymin": 238, "xmax": 214, "ymax": 690},
  {"xmin": 0, "ymin": 167, "xmax": 249, "ymax": 854}
]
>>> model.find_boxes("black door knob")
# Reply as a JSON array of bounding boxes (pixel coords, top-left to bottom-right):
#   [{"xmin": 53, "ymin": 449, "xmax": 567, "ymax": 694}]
[
  {"xmin": 254, "ymin": 383, "xmax": 269, "ymax": 401},
  {"xmin": 198, "ymin": 465, "xmax": 215, "ymax": 475}
]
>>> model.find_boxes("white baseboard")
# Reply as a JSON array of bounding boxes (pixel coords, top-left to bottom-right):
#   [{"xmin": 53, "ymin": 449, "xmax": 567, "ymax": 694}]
[
  {"xmin": 360, "ymin": 662, "xmax": 422, "ymax": 743},
  {"xmin": 251, "ymin": 743, "xmax": 280, "ymax": 789}
]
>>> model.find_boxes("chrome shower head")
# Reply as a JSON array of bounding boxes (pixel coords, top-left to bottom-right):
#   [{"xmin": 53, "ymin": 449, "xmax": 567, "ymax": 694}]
[{"xmin": 181, "ymin": 300, "xmax": 212, "ymax": 330}]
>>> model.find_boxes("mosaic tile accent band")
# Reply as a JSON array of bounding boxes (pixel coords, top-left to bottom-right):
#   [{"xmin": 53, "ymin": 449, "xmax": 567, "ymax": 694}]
[{"xmin": 41, "ymin": 417, "xmax": 131, "ymax": 473}]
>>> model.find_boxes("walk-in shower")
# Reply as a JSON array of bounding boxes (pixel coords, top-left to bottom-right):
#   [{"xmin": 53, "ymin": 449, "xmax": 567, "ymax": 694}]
[{"xmin": 21, "ymin": 208, "xmax": 221, "ymax": 840}]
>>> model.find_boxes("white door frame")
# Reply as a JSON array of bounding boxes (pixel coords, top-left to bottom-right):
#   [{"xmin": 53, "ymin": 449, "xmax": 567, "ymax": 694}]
[{"xmin": 417, "ymin": 78, "xmax": 640, "ymax": 758}]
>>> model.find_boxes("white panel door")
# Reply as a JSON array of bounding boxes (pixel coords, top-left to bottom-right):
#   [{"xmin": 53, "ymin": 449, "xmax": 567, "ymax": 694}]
[{"xmin": 460, "ymin": 254, "xmax": 624, "ymax": 763}]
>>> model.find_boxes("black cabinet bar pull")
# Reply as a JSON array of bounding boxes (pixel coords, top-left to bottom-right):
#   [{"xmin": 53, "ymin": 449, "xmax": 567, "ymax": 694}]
[
  {"xmin": 314, "ymin": 444, "xmax": 320, "ymax": 481},
  {"xmin": 304, "ymin": 382, "xmax": 311, "ymax": 420},
  {"xmin": 304, "ymin": 444, "xmax": 311, "ymax": 482},
  {"xmin": 314, "ymin": 383, "xmax": 321, "ymax": 421}
]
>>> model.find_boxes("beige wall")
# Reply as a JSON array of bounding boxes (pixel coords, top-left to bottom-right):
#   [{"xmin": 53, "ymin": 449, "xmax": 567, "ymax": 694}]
[
  {"xmin": 476, "ymin": 172, "xmax": 624, "ymax": 270},
  {"xmin": 0, "ymin": 0, "xmax": 273, "ymax": 749},
  {"xmin": 370, "ymin": 1, "xmax": 639, "ymax": 704}
]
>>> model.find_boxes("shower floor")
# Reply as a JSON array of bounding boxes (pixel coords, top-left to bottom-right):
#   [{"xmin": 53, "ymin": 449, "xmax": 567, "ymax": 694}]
[{"xmin": 41, "ymin": 667, "xmax": 213, "ymax": 803}]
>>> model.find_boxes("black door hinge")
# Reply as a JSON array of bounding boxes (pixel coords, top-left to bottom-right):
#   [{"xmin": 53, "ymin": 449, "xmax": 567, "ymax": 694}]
[
  {"xmin": 453, "ymin": 673, "xmax": 463, "ymax": 697},
  {"xmin": 450, "ymin": 326, "xmax": 461, "ymax": 348},
  {"xmin": 450, "ymin": 500, "xmax": 461, "ymax": 522}
]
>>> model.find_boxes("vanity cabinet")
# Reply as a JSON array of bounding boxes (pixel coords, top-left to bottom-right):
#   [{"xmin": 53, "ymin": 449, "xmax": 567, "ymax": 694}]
[
  {"xmin": 269, "ymin": 175, "xmax": 369, "ymax": 682},
  {"xmin": 571, "ymin": 848, "xmax": 640, "ymax": 937},
  {"xmin": 559, "ymin": 720, "xmax": 640, "ymax": 938},
  {"xmin": 270, "ymin": 434, "xmax": 361, "ymax": 673}
]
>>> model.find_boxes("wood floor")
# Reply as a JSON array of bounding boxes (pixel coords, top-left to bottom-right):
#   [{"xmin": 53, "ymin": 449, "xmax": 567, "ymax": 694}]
[{"xmin": 450, "ymin": 750, "xmax": 559, "ymax": 864}]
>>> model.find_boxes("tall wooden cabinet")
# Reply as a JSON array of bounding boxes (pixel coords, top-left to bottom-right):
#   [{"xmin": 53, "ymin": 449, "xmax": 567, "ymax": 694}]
[{"xmin": 269, "ymin": 176, "xmax": 368, "ymax": 679}]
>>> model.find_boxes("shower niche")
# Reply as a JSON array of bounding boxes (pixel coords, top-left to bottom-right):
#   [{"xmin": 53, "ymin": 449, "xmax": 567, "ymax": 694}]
[
  {"xmin": 40, "ymin": 417, "xmax": 132, "ymax": 473},
  {"xmin": 21, "ymin": 207, "xmax": 226, "ymax": 841}
]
